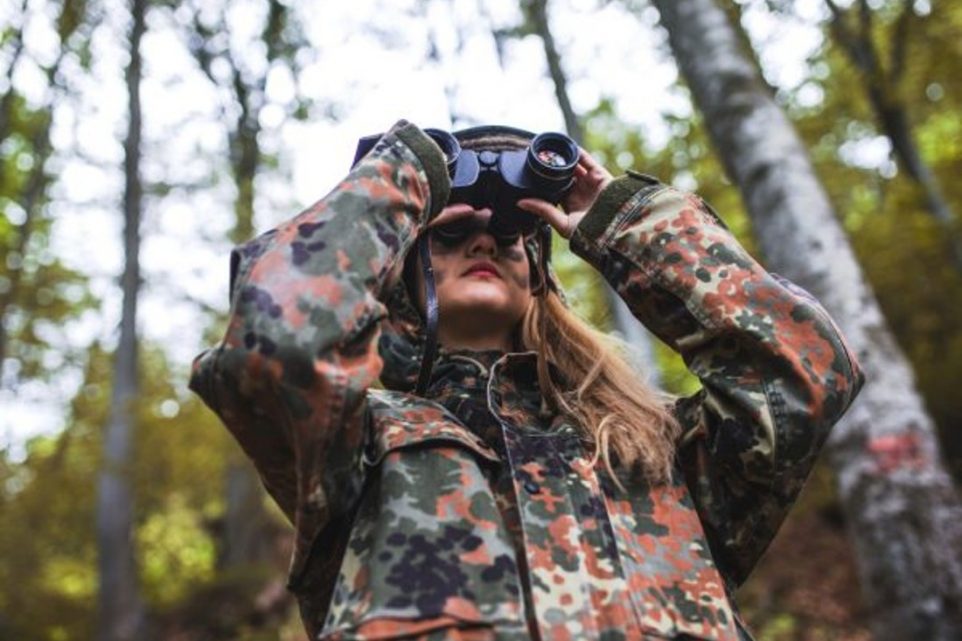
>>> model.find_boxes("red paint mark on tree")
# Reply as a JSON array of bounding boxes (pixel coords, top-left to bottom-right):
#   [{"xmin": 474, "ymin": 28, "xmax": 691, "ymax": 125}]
[{"xmin": 867, "ymin": 432, "xmax": 926, "ymax": 473}]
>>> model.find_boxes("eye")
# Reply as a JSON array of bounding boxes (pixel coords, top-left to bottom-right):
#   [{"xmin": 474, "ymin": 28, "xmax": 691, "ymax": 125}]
[
  {"xmin": 494, "ymin": 232, "xmax": 521, "ymax": 247},
  {"xmin": 430, "ymin": 223, "xmax": 471, "ymax": 247}
]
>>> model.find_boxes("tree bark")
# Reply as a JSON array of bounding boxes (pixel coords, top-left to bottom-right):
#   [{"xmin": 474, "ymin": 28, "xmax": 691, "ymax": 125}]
[
  {"xmin": 95, "ymin": 0, "xmax": 148, "ymax": 639},
  {"xmin": 649, "ymin": 0, "xmax": 962, "ymax": 639},
  {"xmin": 527, "ymin": 0, "xmax": 660, "ymax": 384}
]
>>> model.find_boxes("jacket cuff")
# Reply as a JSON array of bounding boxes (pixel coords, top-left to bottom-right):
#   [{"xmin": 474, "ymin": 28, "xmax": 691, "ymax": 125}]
[
  {"xmin": 390, "ymin": 120, "xmax": 452, "ymax": 220},
  {"xmin": 574, "ymin": 170, "xmax": 663, "ymax": 245}
]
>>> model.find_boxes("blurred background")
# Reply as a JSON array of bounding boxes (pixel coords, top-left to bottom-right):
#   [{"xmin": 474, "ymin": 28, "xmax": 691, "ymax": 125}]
[{"xmin": 1, "ymin": 0, "xmax": 960, "ymax": 639}]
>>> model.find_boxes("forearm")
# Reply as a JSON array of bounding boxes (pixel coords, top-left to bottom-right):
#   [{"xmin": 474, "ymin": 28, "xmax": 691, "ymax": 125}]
[
  {"xmin": 570, "ymin": 173, "xmax": 863, "ymax": 480},
  {"xmin": 189, "ymin": 120, "xmax": 450, "ymax": 521}
]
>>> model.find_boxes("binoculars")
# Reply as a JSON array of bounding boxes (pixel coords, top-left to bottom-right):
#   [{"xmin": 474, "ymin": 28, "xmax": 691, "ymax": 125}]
[{"xmin": 353, "ymin": 128, "xmax": 580, "ymax": 235}]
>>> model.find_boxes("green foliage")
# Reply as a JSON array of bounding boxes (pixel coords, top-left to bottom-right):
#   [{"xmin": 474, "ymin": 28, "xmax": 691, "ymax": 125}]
[
  {"xmin": 552, "ymin": 233, "xmax": 611, "ymax": 331},
  {"xmin": 138, "ymin": 495, "xmax": 217, "ymax": 607},
  {"xmin": 0, "ymin": 43, "xmax": 95, "ymax": 390},
  {"xmin": 0, "ymin": 344, "xmax": 233, "ymax": 640}
]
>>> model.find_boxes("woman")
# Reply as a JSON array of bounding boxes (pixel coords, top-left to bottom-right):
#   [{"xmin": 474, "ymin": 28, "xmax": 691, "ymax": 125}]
[{"xmin": 190, "ymin": 120, "xmax": 863, "ymax": 640}]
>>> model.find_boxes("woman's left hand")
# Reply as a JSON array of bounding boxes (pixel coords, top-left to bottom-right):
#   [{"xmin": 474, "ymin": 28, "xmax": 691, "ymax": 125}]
[{"xmin": 517, "ymin": 149, "xmax": 613, "ymax": 239}]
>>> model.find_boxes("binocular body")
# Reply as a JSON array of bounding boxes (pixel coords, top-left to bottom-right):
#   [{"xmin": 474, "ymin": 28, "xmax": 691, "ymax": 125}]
[{"xmin": 353, "ymin": 127, "xmax": 580, "ymax": 235}]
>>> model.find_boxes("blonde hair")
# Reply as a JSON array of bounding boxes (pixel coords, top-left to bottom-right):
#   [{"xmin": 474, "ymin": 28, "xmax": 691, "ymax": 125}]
[{"xmin": 521, "ymin": 290, "xmax": 680, "ymax": 485}]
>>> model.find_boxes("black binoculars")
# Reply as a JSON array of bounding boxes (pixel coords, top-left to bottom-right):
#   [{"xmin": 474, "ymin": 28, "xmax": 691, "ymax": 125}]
[{"xmin": 353, "ymin": 128, "xmax": 580, "ymax": 235}]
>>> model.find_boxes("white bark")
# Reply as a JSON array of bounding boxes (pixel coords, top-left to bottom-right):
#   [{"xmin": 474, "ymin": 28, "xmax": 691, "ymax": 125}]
[
  {"xmin": 649, "ymin": 0, "xmax": 962, "ymax": 638},
  {"xmin": 96, "ymin": 0, "xmax": 148, "ymax": 639}
]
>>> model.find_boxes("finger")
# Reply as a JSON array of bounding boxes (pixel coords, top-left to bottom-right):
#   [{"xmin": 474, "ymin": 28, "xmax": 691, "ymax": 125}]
[
  {"xmin": 429, "ymin": 203, "xmax": 488, "ymax": 228},
  {"xmin": 578, "ymin": 147, "xmax": 604, "ymax": 171},
  {"xmin": 518, "ymin": 198, "xmax": 569, "ymax": 237}
]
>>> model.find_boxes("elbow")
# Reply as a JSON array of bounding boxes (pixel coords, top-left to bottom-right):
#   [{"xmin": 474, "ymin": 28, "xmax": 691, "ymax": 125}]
[
  {"xmin": 810, "ymin": 316, "xmax": 865, "ymax": 428},
  {"xmin": 189, "ymin": 348, "xmax": 223, "ymax": 413},
  {"xmin": 765, "ymin": 319, "xmax": 865, "ymax": 476}
]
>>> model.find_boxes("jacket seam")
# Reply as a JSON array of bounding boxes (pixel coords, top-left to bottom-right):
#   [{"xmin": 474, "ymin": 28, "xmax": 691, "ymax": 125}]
[{"xmin": 759, "ymin": 374, "xmax": 786, "ymax": 491}]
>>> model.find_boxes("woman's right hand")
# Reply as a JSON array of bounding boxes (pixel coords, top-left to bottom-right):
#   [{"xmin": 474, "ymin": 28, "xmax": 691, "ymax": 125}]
[{"xmin": 516, "ymin": 149, "xmax": 613, "ymax": 239}]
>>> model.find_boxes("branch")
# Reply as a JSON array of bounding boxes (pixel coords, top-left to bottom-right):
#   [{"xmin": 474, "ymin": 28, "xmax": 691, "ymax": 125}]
[
  {"xmin": 889, "ymin": 0, "xmax": 913, "ymax": 83},
  {"xmin": 527, "ymin": 0, "xmax": 583, "ymax": 144},
  {"xmin": 0, "ymin": 0, "xmax": 30, "ymax": 146}
]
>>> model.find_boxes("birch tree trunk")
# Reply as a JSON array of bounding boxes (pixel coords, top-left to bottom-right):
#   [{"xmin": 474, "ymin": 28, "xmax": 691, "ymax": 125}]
[
  {"xmin": 648, "ymin": 0, "xmax": 962, "ymax": 638},
  {"xmin": 95, "ymin": 0, "xmax": 148, "ymax": 638},
  {"xmin": 527, "ymin": 0, "xmax": 660, "ymax": 384}
]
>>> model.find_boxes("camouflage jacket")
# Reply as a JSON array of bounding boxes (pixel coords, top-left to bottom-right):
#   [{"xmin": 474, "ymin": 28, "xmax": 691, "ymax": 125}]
[{"xmin": 190, "ymin": 121, "xmax": 864, "ymax": 640}]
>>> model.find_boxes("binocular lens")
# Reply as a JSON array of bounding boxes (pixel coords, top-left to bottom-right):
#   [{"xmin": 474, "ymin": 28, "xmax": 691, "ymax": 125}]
[
  {"xmin": 527, "ymin": 133, "xmax": 579, "ymax": 183},
  {"xmin": 537, "ymin": 149, "xmax": 569, "ymax": 168}
]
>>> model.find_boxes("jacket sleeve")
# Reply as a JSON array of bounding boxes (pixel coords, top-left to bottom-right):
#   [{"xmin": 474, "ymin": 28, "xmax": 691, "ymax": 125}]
[
  {"xmin": 569, "ymin": 171, "xmax": 864, "ymax": 587},
  {"xmin": 188, "ymin": 121, "xmax": 450, "ymax": 579}
]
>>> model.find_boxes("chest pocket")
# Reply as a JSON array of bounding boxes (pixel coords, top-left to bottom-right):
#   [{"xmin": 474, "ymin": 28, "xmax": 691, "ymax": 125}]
[
  {"xmin": 604, "ymin": 473, "xmax": 743, "ymax": 641},
  {"xmin": 362, "ymin": 390, "xmax": 500, "ymax": 466},
  {"xmin": 315, "ymin": 390, "xmax": 527, "ymax": 640}
]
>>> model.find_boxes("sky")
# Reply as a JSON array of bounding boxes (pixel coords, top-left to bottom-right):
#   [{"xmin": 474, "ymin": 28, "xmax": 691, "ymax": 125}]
[{"xmin": 0, "ymin": 0, "xmax": 834, "ymax": 455}]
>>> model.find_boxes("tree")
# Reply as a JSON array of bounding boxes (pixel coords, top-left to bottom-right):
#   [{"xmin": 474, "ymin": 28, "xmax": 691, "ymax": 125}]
[
  {"xmin": 95, "ymin": 0, "xmax": 148, "ymax": 638},
  {"xmin": 783, "ymin": 0, "xmax": 962, "ymax": 481},
  {"xmin": 647, "ymin": 0, "xmax": 962, "ymax": 639},
  {"xmin": 822, "ymin": 0, "xmax": 962, "ymax": 270}
]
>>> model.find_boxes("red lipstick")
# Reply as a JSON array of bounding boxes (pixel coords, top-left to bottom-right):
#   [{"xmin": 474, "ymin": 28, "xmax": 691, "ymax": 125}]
[{"xmin": 463, "ymin": 261, "xmax": 501, "ymax": 278}]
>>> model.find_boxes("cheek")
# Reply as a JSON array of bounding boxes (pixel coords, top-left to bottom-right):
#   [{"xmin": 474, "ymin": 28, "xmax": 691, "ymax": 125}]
[
  {"xmin": 503, "ymin": 245, "xmax": 530, "ymax": 291},
  {"xmin": 508, "ymin": 269, "xmax": 529, "ymax": 291}
]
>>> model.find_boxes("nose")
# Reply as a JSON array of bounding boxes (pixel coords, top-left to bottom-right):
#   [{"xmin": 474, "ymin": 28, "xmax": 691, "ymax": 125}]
[
  {"xmin": 466, "ymin": 229, "xmax": 498, "ymax": 257},
  {"xmin": 462, "ymin": 208, "xmax": 497, "ymax": 256}
]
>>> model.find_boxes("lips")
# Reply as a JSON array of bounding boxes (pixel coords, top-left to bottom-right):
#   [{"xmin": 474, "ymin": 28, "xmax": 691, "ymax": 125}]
[{"xmin": 463, "ymin": 261, "xmax": 501, "ymax": 278}]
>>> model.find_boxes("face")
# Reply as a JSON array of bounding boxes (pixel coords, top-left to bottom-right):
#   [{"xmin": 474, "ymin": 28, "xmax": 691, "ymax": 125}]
[{"xmin": 412, "ymin": 206, "xmax": 533, "ymax": 352}]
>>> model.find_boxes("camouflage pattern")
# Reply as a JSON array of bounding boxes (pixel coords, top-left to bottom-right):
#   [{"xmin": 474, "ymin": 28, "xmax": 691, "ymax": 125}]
[{"xmin": 190, "ymin": 121, "xmax": 864, "ymax": 640}]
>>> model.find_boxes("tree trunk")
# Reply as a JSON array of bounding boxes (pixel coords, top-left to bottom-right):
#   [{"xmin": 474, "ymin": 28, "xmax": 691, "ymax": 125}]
[
  {"xmin": 0, "ymin": 0, "xmax": 29, "ymax": 150},
  {"xmin": 95, "ymin": 0, "xmax": 148, "ymax": 639},
  {"xmin": 221, "ymin": 112, "xmax": 276, "ymax": 568},
  {"xmin": 221, "ymin": 454, "xmax": 278, "ymax": 568},
  {"xmin": 648, "ymin": 0, "xmax": 962, "ymax": 639},
  {"xmin": 528, "ymin": 0, "xmax": 660, "ymax": 384}
]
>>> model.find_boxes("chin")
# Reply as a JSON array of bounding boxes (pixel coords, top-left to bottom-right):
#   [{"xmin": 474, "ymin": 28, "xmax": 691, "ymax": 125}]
[
  {"xmin": 443, "ymin": 296, "xmax": 514, "ymax": 318},
  {"xmin": 441, "ymin": 295, "xmax": 527, "ymax": 329}
]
